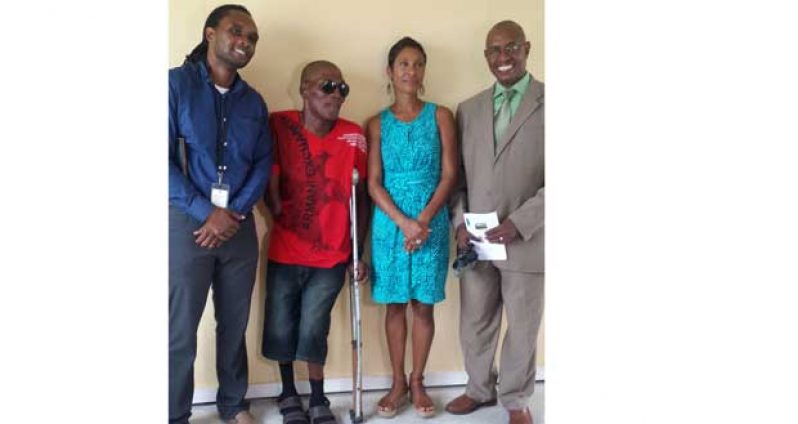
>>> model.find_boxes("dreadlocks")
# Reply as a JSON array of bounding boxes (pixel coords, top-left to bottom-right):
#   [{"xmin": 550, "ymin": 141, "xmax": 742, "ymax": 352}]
[{"xmin": 184, "ymin": 4, "xmax": 251, "ymax": 64}]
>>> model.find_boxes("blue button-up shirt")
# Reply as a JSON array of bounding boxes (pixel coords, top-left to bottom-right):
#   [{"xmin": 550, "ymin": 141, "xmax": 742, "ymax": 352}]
[{"xmin": 169, "ymin": 61, "xmax": 272, "ymax": 223}]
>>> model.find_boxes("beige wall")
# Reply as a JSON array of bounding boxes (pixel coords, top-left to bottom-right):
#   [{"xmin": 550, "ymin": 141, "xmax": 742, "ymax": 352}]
[{"xmin": 169, "ymin": 0, "xmax": 544, "ymax": 389}]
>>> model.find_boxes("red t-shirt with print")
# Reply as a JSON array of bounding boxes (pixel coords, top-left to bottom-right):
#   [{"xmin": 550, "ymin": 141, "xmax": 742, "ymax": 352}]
[{"xmin": 267, "ymin": 110, "xmax": 368, "ymax": 268}]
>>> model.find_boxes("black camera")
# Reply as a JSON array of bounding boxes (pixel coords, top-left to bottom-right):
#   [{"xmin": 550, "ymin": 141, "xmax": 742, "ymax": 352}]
[{"xmin": 452, "ymin": 244, "xmax": 479, "ymax": 277}]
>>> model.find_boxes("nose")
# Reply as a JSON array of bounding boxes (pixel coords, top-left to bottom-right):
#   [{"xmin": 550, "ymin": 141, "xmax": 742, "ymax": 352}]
[
  {"xmin": 237, "ymin": 38, "xmax": 252, "ymax": 51},
  {"xmin": 496, "ymin": 49, "xmax": 513, "ymax": 62}
]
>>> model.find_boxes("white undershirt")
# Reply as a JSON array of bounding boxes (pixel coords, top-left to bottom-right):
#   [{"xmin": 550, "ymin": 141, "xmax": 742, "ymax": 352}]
[{"xmin": 215, "ymin": 84, "xmax": 230, "ymax": 95}]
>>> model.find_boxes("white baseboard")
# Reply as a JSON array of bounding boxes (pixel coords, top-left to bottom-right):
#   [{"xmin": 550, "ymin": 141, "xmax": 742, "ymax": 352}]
[{"xmin": 193, "ymin": 367, "xmax": 544, "ymax": 404}]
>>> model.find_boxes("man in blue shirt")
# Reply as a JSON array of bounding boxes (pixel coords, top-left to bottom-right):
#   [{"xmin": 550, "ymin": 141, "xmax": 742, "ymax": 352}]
[{"xmin": 168, "ymin": 5, "xmax": 271, "ymax": 424}]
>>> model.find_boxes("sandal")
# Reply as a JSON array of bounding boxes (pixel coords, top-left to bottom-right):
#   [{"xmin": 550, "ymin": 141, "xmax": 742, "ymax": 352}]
[
  {"xmin": 410, "ymin": 376, "xmax": 436, "ymax": 418},
  {"xmin": 278, "ymin": 395, "xmax": 309, "ymax": 424},
  {"xmin": 308, "ymin": 398, "xmax": 337, "ymax": 424},
  {"xmin": 376, "ymin": 383, "xmax": 409, "ymax": 418}
]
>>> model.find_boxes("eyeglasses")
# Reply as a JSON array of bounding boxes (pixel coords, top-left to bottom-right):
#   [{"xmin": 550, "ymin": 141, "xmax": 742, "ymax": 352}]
[
  {"xmin": 484, "ymin": 42, "xmax": 525, "ymax": 59},
  {"xmin": 319, "ymin": 80, "xmax": 350, "ymax": 98}
]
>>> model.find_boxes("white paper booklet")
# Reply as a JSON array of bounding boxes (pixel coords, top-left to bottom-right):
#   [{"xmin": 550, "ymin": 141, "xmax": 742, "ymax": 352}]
[{"xmin": 463, "ymin": 212, "xmax": 507, "ymax": 261}]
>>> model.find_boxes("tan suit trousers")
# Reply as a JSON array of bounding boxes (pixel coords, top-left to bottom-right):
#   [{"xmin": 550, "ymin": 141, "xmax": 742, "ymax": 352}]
[{"xmin": 459, "ymin": 261, "xmax": 544, "ymax": 410}]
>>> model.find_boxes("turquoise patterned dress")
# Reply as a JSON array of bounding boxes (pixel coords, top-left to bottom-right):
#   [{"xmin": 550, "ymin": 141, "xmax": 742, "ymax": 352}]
[{"xmin": 371, "ymin": 102, "xmax": 449, "ymax": 305}]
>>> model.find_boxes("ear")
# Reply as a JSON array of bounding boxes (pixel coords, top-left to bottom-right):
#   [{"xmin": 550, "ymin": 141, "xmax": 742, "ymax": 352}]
[
  {"xmin": 204, "ymin": 26, "xmax": 215, "ymax": 43},
  {"xmin": 524, "ymin": 41, "xmax": 531, "ymax": 56}
]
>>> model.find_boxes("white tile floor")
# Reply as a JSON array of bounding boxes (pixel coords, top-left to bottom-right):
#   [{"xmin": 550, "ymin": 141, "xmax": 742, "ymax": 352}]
[{"xmin": 190, "ymin": 383, "xmax": 544, "ymax": 423}]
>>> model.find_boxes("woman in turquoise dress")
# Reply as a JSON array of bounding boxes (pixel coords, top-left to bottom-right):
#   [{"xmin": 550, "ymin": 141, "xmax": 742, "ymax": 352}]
[{"xmin": 366, "ymin": 36, "xmax": 458, "ymax": 418}]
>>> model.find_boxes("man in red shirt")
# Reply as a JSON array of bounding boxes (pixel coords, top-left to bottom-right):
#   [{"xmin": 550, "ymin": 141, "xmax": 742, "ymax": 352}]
[{"xmin": 261, "ymin": 60, "xmax": 369, "ymax": 423}]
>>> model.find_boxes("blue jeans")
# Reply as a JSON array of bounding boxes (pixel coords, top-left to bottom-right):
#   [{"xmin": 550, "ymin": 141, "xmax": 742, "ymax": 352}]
[{"xmin": 261, "ymin": 261, "xmax": 347, "ymax": 364}]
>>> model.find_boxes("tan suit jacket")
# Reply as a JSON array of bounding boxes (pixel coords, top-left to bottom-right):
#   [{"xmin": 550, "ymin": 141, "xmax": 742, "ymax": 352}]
[{"xmin": 450, "ymin": 78, "xmax": 544, "ymax": 273}]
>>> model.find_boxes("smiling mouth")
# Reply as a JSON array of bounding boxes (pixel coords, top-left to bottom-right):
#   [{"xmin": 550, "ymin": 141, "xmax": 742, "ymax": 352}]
[
  {"xmin": 234, "ymin": 48, "xmax": 247, "ymax": 56},
  {"xmin": 498, "ymin": 64, "xmax": 513, "ymax": 72}
]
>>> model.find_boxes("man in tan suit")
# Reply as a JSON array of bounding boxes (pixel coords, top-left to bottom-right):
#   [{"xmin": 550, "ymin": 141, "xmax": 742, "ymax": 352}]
[{"xmin": 445, "ymin": 20, "xmax": 543, "ymax": 424}]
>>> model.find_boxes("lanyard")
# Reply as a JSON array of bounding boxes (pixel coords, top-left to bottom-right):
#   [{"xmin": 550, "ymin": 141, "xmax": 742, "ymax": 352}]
[{"xmin": 214, "ymin": 90, "xmax": 228, "ymax": 185}]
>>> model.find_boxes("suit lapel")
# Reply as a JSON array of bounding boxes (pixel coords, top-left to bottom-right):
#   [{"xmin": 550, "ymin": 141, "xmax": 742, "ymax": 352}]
[{"xmin": 494, "ymin": 80, "xmax": 543, "ymax": 165}]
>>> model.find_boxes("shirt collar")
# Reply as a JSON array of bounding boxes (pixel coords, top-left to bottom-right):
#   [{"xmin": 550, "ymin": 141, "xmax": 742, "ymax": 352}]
[
  {"xmin": 198, "ymin": 60, "xmax": 244, "ymax": 94},
  {"xmin": 493, "ymin": 72, "xmax": 531, "ymax": 99}
]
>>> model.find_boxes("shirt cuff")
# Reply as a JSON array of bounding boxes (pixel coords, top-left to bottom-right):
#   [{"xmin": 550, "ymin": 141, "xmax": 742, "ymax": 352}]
[{"xmin": 187, "ymin": 198, "xmax": 214, "ymax": 223}]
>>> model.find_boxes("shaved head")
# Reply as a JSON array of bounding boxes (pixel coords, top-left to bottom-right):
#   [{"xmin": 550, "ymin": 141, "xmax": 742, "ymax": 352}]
[
  {"xmin": 484, "ymin": 20, "xmax": 531, "ymax": 87},
  {"xmin": 298, "ymin": 59, "xmax": 346, "ymax": 126},
  {"xmin": 300, "ymin": 60, "xmax": 340, "ymax": 88},
  {"xmin": 486, "ymin": 20, "xmax": 527, "ymax": 47}
]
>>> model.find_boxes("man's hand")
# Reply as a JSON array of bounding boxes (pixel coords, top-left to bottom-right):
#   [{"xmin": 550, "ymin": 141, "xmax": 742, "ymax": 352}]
[
  {"xmin": 456, "ymin": 223, "xmax": 479, "ymax": 250},
  {"xmin": 348, "ymin": 261, "xmax": 370, "ymax": 283},
  {"xmin": 484, "ymin": 218, "xmax": 521, "ymax": 245},
  {"xmin": 193, "ymin": 227, "xmax": 224, "ymax": 249},
  {"xmin": 193, "ymin": 208, "xmax": 246, "ymax": 249}
]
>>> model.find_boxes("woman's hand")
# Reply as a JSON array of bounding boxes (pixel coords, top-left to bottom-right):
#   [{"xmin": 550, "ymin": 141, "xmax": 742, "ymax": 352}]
[{"xmin": 399, "ymin": 218, "xmax": 431, "ymax": 253}]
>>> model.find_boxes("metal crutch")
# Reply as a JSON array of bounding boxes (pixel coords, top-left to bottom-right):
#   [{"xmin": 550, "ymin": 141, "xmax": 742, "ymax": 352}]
[{"xmin": 348, "ymin": 168, "xmax": 365, "ymax": 423}]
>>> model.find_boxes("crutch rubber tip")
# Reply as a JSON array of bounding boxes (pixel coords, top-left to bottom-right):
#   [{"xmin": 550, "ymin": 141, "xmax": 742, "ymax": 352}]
[{"xmin": 349, "ymin": 409, "xmax": 364, "ymax": 423}]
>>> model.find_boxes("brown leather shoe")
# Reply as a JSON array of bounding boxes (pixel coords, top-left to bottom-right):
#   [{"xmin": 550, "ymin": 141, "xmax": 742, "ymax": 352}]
[
  {"xmin": 508, "ymin": 407, "xmax": 533, "ymax": 424},
  {"xmin": 445, "ymin": 393, "xmax": 497, "ymax": 415},
  {"xmin": 226, "ymin": 410, "xmax": 256, "ymax": 424}
]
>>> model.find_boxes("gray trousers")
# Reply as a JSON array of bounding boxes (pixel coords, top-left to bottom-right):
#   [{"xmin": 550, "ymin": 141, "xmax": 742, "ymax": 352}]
[
  {"xmin": 169, "ymin": 207, "xmax": 258, "ymax": 423},
  {"xmin": 459, "ymin": 262, "xmax": 544, "ymax": 411}
]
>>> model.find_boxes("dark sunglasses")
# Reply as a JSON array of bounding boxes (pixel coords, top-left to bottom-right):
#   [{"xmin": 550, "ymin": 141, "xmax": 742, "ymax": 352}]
[{"xmin": 319, "ymin": 80, "xmax": 350, "ymax": 98}]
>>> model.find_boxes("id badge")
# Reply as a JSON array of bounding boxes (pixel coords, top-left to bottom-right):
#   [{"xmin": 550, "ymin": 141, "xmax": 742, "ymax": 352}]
[{"xmin": 211, "ymin": 183, "xmax": 230, "ymax": 208}]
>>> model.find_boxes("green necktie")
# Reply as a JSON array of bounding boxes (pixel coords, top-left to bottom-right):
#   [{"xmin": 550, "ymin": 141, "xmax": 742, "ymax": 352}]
[{"xmin": 494, "ymin": 88, "xmax": 516, "ymax": 153}]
